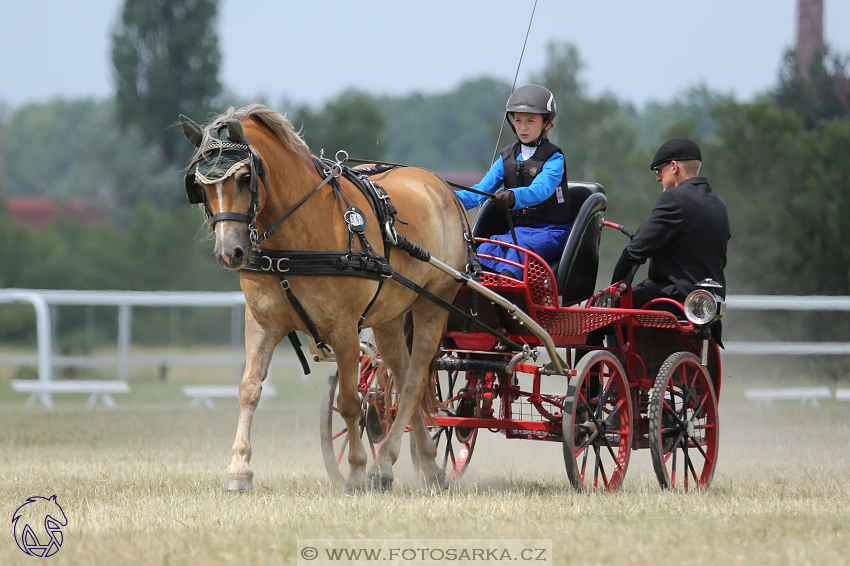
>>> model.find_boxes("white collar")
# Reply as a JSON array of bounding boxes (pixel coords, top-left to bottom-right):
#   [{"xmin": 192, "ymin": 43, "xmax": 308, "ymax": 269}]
[{"xmin": 519, "ymin": 144, "xmax": 536, "ymax": 162}]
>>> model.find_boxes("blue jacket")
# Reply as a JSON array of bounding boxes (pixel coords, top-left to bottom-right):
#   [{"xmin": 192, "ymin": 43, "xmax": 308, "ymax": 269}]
[{"xmin": 456, "ymin": 149, "xmax": 565, "ymax": 211}]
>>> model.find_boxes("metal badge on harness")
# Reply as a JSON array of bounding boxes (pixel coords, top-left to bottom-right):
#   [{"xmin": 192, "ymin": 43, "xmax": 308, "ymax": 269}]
[{"xmin": 344, "ymin": 207, "xmax": 367, "ymax": 233}]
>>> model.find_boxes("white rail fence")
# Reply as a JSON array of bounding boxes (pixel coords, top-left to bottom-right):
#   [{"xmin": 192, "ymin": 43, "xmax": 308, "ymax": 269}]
[
  {"xmin": 0, "ymin": 290, "xmax": 307, "ymax": 406},
  {"xmin": 1, "ymin": 290, "xmax": 849, "ymax": 399}
]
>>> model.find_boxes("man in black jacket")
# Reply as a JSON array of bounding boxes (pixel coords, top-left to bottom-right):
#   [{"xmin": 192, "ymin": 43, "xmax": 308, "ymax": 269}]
[{"xmin": 611, "ymin": 137, "xmax": 731, "ymax": 307}]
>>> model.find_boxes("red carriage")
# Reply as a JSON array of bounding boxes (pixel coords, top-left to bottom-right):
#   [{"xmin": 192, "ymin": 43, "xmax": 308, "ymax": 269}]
[{"xmin": 321, "ymin": 182, "xmax": 725, "ymax": 492}]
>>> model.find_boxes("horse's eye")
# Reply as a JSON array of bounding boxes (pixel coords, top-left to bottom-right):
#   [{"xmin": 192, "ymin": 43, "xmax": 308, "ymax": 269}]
[{"xmin": 236, "ymin": 173, "xmax": 251, "ymax": 191}]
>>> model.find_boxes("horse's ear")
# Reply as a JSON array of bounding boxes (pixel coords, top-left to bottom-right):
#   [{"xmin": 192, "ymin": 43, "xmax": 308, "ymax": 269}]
[
  {"xmin": 179, "ymin": 114, "xmax": 203, "ymax": 148},
  {"xmin": 226, "ymin": 119, "xmax": 245, "ymax": 143}
]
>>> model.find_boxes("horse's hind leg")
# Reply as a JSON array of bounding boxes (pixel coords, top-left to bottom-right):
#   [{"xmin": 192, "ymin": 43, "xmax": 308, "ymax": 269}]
[
  {"xmin": 331, "ymin": 325, "xmax": 371, "ymax": 492},
  {"xmin": 224, "ymin": 308, "xmax": 277, "ymax": 491},
  {"xmin": 371, "ymin": 306, "xmax": 449, "ymax": 490}
]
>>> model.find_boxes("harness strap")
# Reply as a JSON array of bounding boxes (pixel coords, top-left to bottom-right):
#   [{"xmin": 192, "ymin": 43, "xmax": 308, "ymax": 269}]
[
  {"xmin": 243, "ymin": 250, "xmax": 522, "ymax": 352},
  {"xmin": 286, "ymin": 331, "xmax": 312, "ymax": 375},
  {"xmin": 256, "ymin": 167, "xmax": 336, "ymax": 246},
  {"xmin": 276, "ymin": 274, "xmax": 331, "ymax": 354}
]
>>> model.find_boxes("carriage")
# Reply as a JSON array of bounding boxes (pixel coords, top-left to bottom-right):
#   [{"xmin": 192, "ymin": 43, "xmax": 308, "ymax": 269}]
[
  {"xmin": 320, "ymin": 183, "xmax": 724, "ymax": 492},
  {"xmin": 179, "ymin": 105, "xmax": 723, "ymax": 494}
]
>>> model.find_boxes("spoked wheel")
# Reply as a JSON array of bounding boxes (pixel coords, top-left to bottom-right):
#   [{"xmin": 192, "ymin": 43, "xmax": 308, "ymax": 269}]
[
  {"xmin": 410, "ymin": 368, "xmax": 479, "ymax": 482},
  {"xmin": 562, "ymin": 350, "xmax": 632, "ymax": 492},
  {"xmin": 648, "ymin": 352, "xmax": 719, "ymax": 491},
  {"xmin": 320, "ymin": 347, "xmax": 395, "ymax": 486}
]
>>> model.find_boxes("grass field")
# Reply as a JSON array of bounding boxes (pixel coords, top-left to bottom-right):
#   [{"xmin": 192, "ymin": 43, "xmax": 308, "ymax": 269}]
[{"xmin": 1, "ymin": 353, "xmax": 849, "ymax": 565}]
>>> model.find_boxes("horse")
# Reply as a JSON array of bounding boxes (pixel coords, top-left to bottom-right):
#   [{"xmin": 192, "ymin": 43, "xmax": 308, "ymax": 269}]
[{"xmin": 178, "ymin": 104, "xmax": 470, "ymax": 492}]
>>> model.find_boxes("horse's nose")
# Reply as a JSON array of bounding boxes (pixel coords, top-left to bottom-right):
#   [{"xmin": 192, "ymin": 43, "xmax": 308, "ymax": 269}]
[
  {"xmin": 232, "ymin": 246, "xmax": 246, "ymax": 264},
  {"xmin": 217, "ymin": 246, "xmax": 246, "ymax": 268}
]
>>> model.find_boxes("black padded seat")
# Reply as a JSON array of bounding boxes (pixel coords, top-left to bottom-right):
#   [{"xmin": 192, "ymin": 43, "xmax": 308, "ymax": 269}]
[
  {"xmin": 470, "ymin": 182, "xmax": 606, "ymax": 306},
  {"xmin": 552, "ymin": 183, "xmax": 606, "ymax": 305}
]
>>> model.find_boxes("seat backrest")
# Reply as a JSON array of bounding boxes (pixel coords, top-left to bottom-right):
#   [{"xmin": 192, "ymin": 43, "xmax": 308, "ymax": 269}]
[
  {"xmin": 555, "ymin": 183, "xmax": 606, "ymax": 305},
  {"xmin": 471, "ymin": 197, "xmax": 509, "ymax": 239},
  {"xmin": 469, "ymin": 182, "xmax": 606, "ymax": 305}
]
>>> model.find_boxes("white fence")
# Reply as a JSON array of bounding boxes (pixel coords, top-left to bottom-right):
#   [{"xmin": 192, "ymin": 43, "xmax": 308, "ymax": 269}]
[
  {"xmin": 722, "ymin": 295, "xmax": 850, "ymax": 355},
  {"xmin": 2, "ymin": 290, "xmax": 849, "ymax": 388},
  {"xmin": 0, "ymin": 289, "xmax": 249, "ymax": 386}
]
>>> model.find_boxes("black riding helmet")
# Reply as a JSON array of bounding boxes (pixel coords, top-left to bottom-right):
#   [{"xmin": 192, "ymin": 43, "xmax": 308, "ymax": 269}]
[{"xmin": 505, "ymin": 84, "xmax": 556, "ymax": 145}]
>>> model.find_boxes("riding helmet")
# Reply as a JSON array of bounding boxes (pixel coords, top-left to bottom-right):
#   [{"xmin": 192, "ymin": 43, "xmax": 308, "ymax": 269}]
[{"xmin": 505, "ymin": 84, "xmax": 556, "ymax": 142}]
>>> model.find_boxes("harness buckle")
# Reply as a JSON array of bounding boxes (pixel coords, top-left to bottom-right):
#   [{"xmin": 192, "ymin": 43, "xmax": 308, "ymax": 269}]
[
  {"xmin": 276, "ymin": 258, "xmax": 290, "ymax": 273},
  {"xmin": 279, "ymin": 278, "xmax": 290, "ymax": 291},
  {"xmin": 260, "ymin": 256, "xmax": 272, "ymax": 271}
]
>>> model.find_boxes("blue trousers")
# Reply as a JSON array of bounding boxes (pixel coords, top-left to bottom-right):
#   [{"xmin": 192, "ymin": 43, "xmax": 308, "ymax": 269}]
[{"xmin": 477, "ymin": 223, "xmax": 571, "ymax": 279}]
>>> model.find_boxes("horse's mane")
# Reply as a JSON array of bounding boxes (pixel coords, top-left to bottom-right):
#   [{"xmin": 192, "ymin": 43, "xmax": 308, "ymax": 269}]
[{"xmin": 201, "ymin": 104, "xmax": 309, "ymax": 154}]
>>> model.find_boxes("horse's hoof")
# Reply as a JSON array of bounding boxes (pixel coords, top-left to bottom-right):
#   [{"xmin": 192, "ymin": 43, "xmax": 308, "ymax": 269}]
[
  {"xmin": 369, "ymin": 474, "xmax": 393, "ymax": 492},
  {"xmin": 424, "ymin": 471, "xmax": 449, "ymax": 492},
  {"xmin": 435, "ymin": 473, "xmax": 449, "ymax": 492},
  {"xmin": 344, "ymin": 484, "xmax": 367, "ymax": 495},
  {"xmin": 223, "ymin": 472, "xmax": 253, "ymax": 491}
]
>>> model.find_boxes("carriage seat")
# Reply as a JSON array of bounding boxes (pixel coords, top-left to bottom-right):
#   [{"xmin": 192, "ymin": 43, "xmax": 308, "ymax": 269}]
[{"xmin": 471, "ymin": 182, "xmax": 607, "ymax": 306}]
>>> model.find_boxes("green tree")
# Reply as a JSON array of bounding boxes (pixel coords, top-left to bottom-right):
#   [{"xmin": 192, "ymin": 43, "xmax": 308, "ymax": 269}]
[
  {"xmin": 111, "ymin": 0, "xmax": 222, "ymax": 164},
  {"xmin": 709, "ymin": 100, "xmax": 850, "ymax": 295},
  {"xmin": 380, "ymin": 77, "xmax": 510, "ymax": 172},
  {"xmin": 775, "ymin": 45, "xmax": 850, "ymax": 131},
  {"xmin": 293, "ymin": 89, "xmax": 387, "ymax": 161},
  {"xmin": 1, "ymin": 99, "xmax": 180, "ymax": 211},
  {"xmin": 635, "ymin": 84, "xmax": 734, "ymax": 148}
]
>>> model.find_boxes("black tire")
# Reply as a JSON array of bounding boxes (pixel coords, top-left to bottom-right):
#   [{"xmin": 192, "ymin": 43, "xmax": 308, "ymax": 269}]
[
  {"xmin": 648, "ymin": 352, "xmax": 719, "ymax": 490},
  {"xmin": 320, "ymin": 351, "xmax": 390, "ymax": 485},
  {"xmin": 562, "ymin": 350, "xmax": 632, "ymax": 492}
]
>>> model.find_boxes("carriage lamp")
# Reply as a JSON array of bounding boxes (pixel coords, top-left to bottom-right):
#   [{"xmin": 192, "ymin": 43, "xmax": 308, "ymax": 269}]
[
  {"xmin": 684, "ymin": 280, "xmax": 725, "ymax": 326},
  {"xmin": 684, "ymin": 279, "xmax": 726, "ymax": 367}
]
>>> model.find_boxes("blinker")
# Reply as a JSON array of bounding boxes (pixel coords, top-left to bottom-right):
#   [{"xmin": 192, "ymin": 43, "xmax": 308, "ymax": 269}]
[{"xmin": 184, "ymin": 165, "xmax": 205, "ymax": 204}]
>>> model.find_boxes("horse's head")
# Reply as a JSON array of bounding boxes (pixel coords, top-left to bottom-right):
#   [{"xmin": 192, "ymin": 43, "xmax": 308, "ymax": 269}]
[{"xmin": 181, "ymin": 114, "xmax": 264, "ymax": 270}]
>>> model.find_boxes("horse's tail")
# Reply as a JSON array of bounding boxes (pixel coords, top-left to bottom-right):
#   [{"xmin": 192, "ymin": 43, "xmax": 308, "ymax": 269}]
[
  {"xmin": 374, "ymin": 361, "xmax": 395, "ymax": 426},
  {"xmin": 422, "ymin": 352, "xmax": 441, "ymax": 425},
  {"xmin": 421, "ymin": 315, "xmax": 449, "ymax": 425}
]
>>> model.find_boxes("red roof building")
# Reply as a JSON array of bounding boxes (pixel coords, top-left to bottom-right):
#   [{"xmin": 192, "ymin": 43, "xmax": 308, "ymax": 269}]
[{"xmin": 6, "ymin": 197, "xmax": 105, "ymax": 227}]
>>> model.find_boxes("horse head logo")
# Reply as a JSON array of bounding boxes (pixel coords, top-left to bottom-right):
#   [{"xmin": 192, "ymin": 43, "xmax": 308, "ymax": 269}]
[{"xmin": 12, "ymin": 495, "xmax": 68, "ymax": 557}]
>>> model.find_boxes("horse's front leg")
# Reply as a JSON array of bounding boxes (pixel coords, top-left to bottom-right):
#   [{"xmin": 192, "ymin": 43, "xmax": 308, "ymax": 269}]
[
  {"xmin": 332, "ymin": 327, "xmax": 371, "ymax": 492},
  {"xmin": 223, "ymin": 308, "xmax": 278, "ymax": 491}
]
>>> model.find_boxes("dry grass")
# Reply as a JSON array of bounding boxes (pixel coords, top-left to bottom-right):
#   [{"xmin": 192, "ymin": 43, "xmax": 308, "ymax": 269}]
[{"xmin": 1, "ymin": 357, "xmax": 849, "ymax": 565}]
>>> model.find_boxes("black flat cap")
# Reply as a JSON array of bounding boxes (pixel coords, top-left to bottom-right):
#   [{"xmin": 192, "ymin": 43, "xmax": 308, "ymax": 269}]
[{"xmin": 650, "ymin": 137, "xmax": 702, "ymax": 170}]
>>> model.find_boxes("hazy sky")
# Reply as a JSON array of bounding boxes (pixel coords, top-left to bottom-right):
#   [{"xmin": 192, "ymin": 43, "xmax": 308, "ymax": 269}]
[{"xmin": 2, "ymin": 0, "xmax": 849, "ymax": 112}]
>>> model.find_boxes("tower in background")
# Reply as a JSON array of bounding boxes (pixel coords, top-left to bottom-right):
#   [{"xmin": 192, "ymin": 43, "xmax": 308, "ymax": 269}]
[{"xmin": 796, "ymin": 0, "xmax": 824, "ymax": 76}]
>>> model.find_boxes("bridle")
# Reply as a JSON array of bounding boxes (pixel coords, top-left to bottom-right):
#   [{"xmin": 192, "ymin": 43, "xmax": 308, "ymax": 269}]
[
  {"xmin": 184, "ymin": 124, "xmax": 347, "ymax": 251},
  {"xmin": 184, "ymin": 125, "xmax": 268, "ymax": 247}
]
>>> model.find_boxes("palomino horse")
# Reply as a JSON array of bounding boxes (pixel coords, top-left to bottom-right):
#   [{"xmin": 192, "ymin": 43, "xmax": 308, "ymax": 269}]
[{"xmin": 179, "ymin": 104, "xmax": 469, "ymax": 491}]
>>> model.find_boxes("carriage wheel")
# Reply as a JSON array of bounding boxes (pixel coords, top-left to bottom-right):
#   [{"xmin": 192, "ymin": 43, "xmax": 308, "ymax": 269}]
[
  {"xmin": 562, "ymin": 350, "xmax": 632, "ymax": 492},
  {"xmin": 410, "ymin": 368, "xmax": 478, "ymax": 482},
  {"xmin": 648, "ymin": 352, "xmax": 719, "ymax": 491},
  {"xmin": 320, "ymin": 350, "xmax": 393, "ymax": 486}
]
